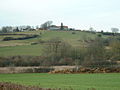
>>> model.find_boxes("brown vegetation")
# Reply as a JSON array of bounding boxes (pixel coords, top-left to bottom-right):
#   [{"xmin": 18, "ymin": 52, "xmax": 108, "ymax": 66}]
[
  {"xmin": 49, "ymin": 67, "xmax": 120, "ymax": 74},
  {"xmin": 0, "ymin": 82, "xmax": 65, "ymax": 90},
  {"xmin": 0, "ymin": 66, "xmax": 75, "ymax": 74}
]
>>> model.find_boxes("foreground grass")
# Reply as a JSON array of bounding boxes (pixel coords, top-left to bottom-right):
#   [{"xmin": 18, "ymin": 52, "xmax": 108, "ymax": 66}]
[{"xmin": 0, "ymin": 73, "xmax": 120, "ymax": 90}]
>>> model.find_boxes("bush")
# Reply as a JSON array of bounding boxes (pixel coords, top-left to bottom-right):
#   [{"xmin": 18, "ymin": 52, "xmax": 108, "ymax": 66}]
[
  {"xmin": 2, "ymin": 37, "xmax": 14, "ymax": 41},
  {"xmin": 72, "ymin": 32, "xmax": 76, "ymax": 34},
  {"xmin": 2, "ymin": 35, "xmax": 39, "ymax": 41},
  {"xmin": 0, "ymin": 56, "xmax": 44, "ymax": 67},
  {"xmin": 82, "ymin": 60, "xmax": 117, "ymax": 68}
]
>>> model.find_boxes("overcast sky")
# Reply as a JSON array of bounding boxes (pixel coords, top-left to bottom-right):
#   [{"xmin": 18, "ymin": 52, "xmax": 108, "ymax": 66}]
[{"xmin": 0, "ymin": 0, "xmax": 120, "ymax": 31}]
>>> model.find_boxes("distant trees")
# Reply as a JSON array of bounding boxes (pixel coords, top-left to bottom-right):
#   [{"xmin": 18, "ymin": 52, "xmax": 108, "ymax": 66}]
[
  {"xmin": 111, "ymin": 28, "xmax": 119, "ymax": 34},
  {"xmin": 13, "ymin": 27, "xmax": 19, "ymax": 32},
  {"xmin": 41, "ymin": 35, "xmax": 120, "ymax": 67},
  {"xmin": 25, "ymin": 26, "xmax": 32, "ymax": 30},
  {"xmin": 36, "ymin": 25, "xmax": 40, "ymax": 30},
  {"xmin": 1, "ymin": 26, "xmax": 12, "ymax": 33},
  {"xmin": 83, "ymin": 37, "xmax": 106, "ymax": 67},
  {"xmin": 89, "ymin": 27, "xmax": 94, "ymax": 31},
  {"xmin": 109, "ymin": 38, "xmax": 120, "ymax": 60},
  {"xmin": 1, "ymin": 27, "xmax": 8, "ymax": 33},
  {"xmin": 89, "ymin": 27, "xmax": 96, "ymax": 33},
  {"xmin": 43, "ymin": 37, "xmax": 73, "ymax": 65},
  {"xmin": 41, "ymin": 21, "xmax": 53, "ymax": 30},
  {"xmin": 0, "ymin": 25, "xmax": 36, "ymax": 33}
]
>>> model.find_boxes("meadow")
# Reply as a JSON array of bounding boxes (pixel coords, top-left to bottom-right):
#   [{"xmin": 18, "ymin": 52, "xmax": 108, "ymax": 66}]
[
  {"xmin": 0, "ymin": 30, "xmax": 104, "ymax": 56},
  {"xmin": 0, "ymin": 44, "xmax": 43, "ymax": 56},
  {"xmin": 0, "ymin": 73, "xmax": 120, "ymax": 90}
]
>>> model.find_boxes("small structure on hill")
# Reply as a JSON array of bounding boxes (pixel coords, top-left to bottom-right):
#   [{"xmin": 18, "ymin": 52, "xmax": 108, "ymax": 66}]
[{"xmin": 48, "ymin": 23, "xmax": 68, "ymax": 30}]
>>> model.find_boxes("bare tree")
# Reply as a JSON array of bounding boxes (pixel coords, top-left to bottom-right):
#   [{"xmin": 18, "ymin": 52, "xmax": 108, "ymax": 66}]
[
  {"xmin": 89, "ymin": 27, "xmax": 96, "ymax": 33},
  {"xmin": 1, "ymin": 26, "xmax": 12, "ymax": 33},
  {"xmin": 111, "ymin": 28, "xmax": 119, "ymax": 33},
  {"xmin": 43, "ymin": 37, "xmax": 72, "ymax": 65},
  {"xmin": 41, "ymin": 21, "xmax": 53, "ymax": 30},
  {"xmin": 110, "ymin": 39, "xmax": 120, "ymax": 60}
]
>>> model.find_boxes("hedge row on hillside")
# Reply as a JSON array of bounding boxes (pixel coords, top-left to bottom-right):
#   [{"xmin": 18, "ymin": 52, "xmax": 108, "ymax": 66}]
[
  {"xmin": 2, "ymin": 35, "xmax": 39, "ymax": 41},
  {"xmin": 0, "ymin": 33, "xmax": 27, "ymax": 36}
]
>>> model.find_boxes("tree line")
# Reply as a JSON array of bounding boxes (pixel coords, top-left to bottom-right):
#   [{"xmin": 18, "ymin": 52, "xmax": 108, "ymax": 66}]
[{"xmin": 42, "ymin": 36, "xmax": 120, "ymax": 67}]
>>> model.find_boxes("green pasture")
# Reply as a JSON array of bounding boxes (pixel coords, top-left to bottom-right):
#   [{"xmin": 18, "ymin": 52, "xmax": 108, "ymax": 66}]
[
  {"xmin": 0, "ymin": 30, "xmax": 106, "ymax": 56},
  {"xmin": 0, "ymin": 73, "xmax": 120, "ymax": 90},
  {"xmin": 0, "ymin": 44, "xmax": 43, "ymax": 56}
]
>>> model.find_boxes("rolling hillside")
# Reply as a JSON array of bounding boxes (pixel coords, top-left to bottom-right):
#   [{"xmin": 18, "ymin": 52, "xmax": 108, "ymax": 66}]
[{"xmin": 0, "ymin": 30, "xmax": 107, "ymax": 56}]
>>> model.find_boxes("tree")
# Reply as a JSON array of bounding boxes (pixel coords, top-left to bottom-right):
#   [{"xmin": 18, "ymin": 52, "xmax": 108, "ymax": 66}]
[
  {"xmin": 26, "ymin": 26, "xmax": 32, "ymax": 30},
  {"xmin": 47, "ymin": 21, "xmax": 53, "ymax": 27},
  {"xmin": 89, "ymin": 27, "xmax": 96, "ymax": 33},
  {"xmin": 36, "ymin": 25, "xmax": 40, "ymax": 30},
  {"xmin": 1, "ymin": 26, "xmax": 12, "ymax": 33},
  {"xmin": 13, "ymin": 27, "xmax": 19, "ymax": 32},
  {"xmin": 89, "ymin": 27, "xmax": 94, "ymax": 31},
  {"xmin": 41, "ymin": 21, "xmax": 53, "ymax": 30},
  {"xmin": 83, "ymin": 37, "xmax": 106, "ymax": 67},
  {"xmin": 111, "ymin": 28, "xmax": 119, "ymax": 33},
  {"xmin": 109, "ymin": 39, "xmax": 120, "ymax": 60},
  {"xmin": 60, "ymin": 22, "xmax": 64, "ymax": 30},
  {"xmin": 43, "ymin": 37, "xmax": 72, "ymax": 65},
  {"xmin": 1, "ymin": 27, "xmax": 8, "ymax": 33}
]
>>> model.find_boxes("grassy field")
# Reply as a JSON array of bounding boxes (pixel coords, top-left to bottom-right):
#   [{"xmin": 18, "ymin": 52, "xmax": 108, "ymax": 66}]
[
  {"xmin": 0, "ymin": 73, "xmax": 120, "ymax": 90},
  {"xmin": 0, "ymin": 44, "xmax": 43, "ymax": 56},
  {"xmin": 0, "ymin": 30, "xmax": 105, "ymax": 56}
]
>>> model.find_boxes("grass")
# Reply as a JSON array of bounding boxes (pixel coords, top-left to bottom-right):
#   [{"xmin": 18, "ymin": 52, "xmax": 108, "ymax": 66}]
[
  {"xmin": 0, "ymin": 73, "xmax": 120, "ymax": 90},
  {"xmin": 40, "ymin": 31, "xmax": 97, "ymax": 45},
  {"xmin": 0, "ymin": 35, "xmax": 25, "ymax": 40},
  {"xmin": 0, "ymin": 44, "xmax": 43, "ymax": 56},
  {"xmin": 0, "ymin": 30, "xmax": 106, "ymax": 56}
]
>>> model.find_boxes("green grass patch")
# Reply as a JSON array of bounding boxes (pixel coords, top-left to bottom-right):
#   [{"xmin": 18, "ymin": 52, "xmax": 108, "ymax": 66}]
[
  {"xmin": 0, "ymin": 73, "xmax": 120, "ymax": 90},
  {"xmin": 0, "ymin": 45, "xmax": 43, "ymax": 56}
]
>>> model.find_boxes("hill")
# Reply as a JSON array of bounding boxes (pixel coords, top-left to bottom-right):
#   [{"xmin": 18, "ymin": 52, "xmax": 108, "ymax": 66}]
[{"xmin": 0, "ymin": 30, "xmax": 104, "ymax": 56}]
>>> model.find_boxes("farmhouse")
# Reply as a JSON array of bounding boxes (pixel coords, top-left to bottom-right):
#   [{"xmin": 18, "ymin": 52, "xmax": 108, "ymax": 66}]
[
  {"xmin": 48, "ymin": 25, "xmax": 60, "ymax": 30},
  {"xmin": 48, "ymin": 25, "xmax": 68, "ymax": 30}
]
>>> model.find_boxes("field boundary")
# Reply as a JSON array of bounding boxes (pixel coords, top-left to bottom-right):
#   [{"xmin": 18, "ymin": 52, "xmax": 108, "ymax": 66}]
[{"xmin": 0, "ymin": 66, "xmax": 120, "ymax": 74}]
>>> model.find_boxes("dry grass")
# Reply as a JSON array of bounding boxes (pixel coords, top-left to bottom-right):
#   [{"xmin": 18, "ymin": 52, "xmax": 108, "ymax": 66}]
[{"xmin": 50, "ymin": 67, "xmax": 120, "ymax": 74}]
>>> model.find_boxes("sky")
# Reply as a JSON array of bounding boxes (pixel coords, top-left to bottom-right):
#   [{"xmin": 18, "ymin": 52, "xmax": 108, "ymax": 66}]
[{"xmin": 0, "ymin": 0, "xmax": 120, "ymax": 32}]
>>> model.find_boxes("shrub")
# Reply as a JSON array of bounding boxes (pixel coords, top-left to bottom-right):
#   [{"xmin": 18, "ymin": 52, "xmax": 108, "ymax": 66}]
[
  {"xmin": 2, "ymin": 35, "xmax": 39, "ymax": 41},
  {"xmin": 2, "ymin": 37, "xmax": 14, "ymax": 41},
  {"xmin": 72, "ymin": 32, "xmax": 76, "ymax": 34}
]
